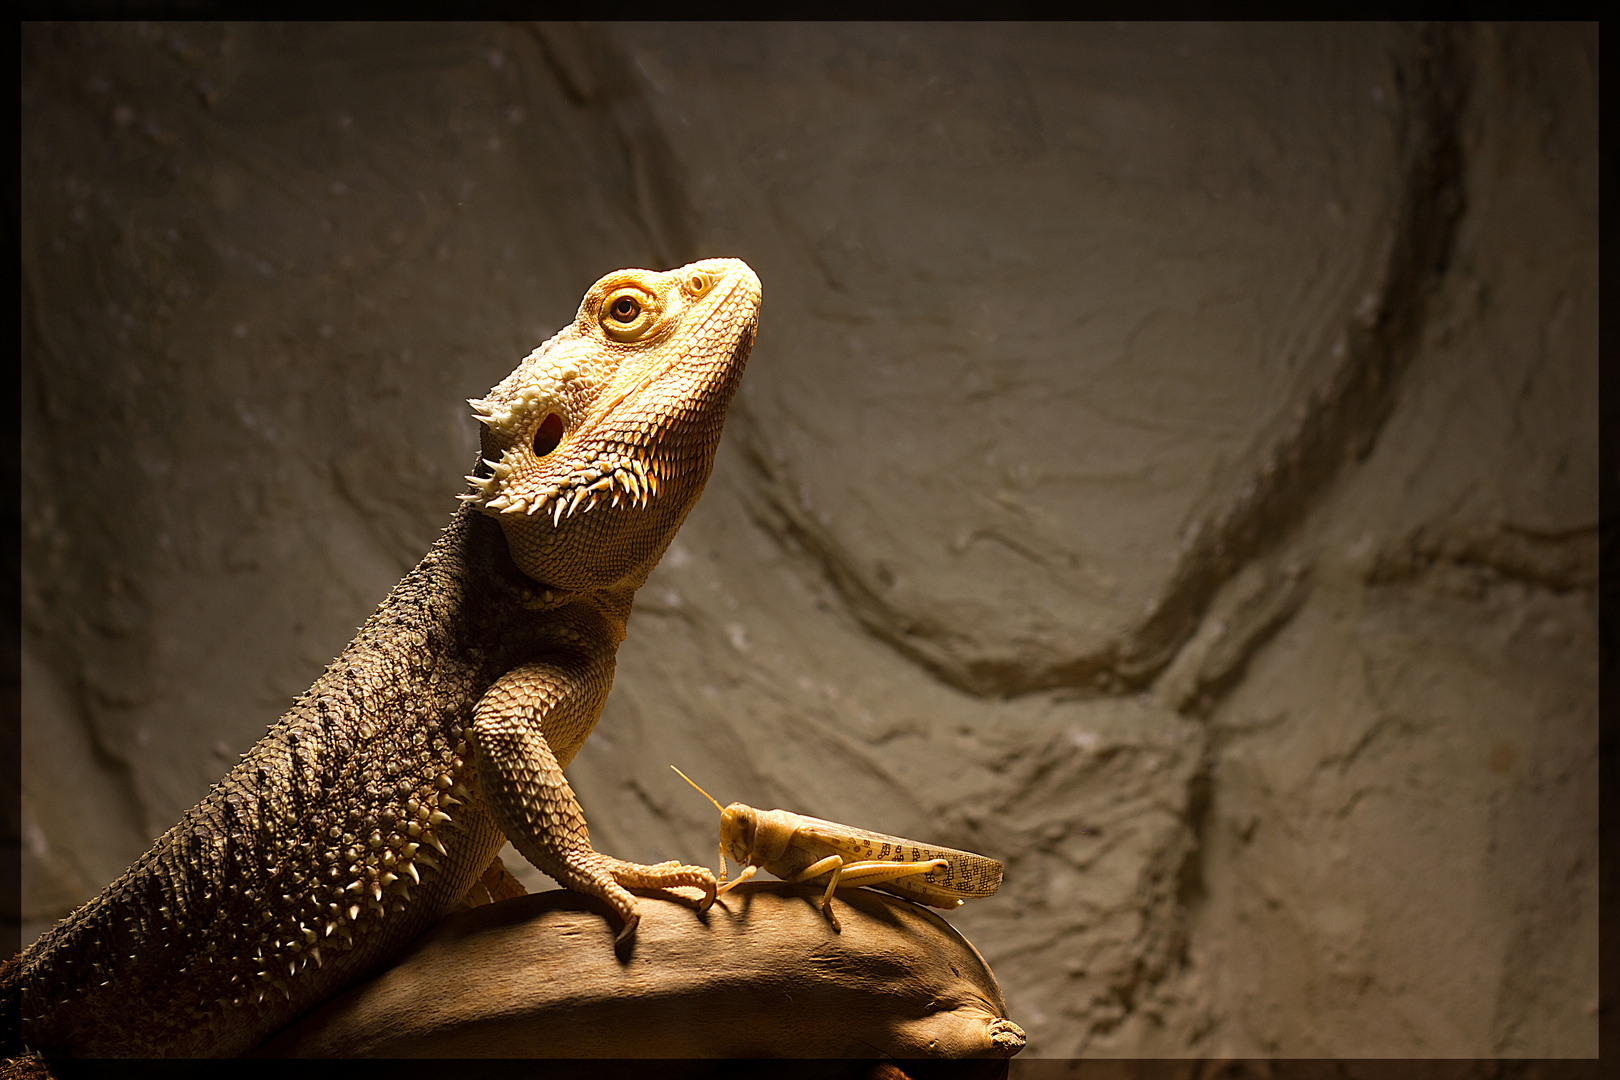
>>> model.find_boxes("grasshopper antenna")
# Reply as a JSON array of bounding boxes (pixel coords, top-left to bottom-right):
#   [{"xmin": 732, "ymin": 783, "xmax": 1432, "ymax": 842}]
[
  {"xmin": 671, "ymin": 765, "xmax": 725, "ymax": 812},
  {"xmin": 671, "ymin": 766, "xmax": 729, "ymax": 883}
]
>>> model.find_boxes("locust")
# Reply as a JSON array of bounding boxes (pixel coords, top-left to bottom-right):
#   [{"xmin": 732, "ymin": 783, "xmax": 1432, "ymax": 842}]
[{"xmin": 671, "ymin": 767, "xmax": 1003, "ymax": 932}]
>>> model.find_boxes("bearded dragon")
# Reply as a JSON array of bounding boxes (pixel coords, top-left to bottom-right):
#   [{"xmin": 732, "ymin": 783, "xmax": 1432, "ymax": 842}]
[{"xmin": 6, "ymin": 258, "xmax": 762, "ymax": 1058}]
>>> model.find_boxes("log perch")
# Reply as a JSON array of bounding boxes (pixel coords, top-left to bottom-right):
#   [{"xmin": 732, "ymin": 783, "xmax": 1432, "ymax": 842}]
[{"xmin": 256, "ymin": 881, "xmax": 1026, "ymax": 1061}]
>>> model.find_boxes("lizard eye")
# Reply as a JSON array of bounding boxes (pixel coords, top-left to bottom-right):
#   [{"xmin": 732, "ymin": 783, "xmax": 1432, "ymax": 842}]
[
  {"xmin": 599, "ymin": 286, "xmax": 659, "ymax": 342},
  {"xmin": 533, "ymin": 412, "xmax": 565, "ymax": 457}
]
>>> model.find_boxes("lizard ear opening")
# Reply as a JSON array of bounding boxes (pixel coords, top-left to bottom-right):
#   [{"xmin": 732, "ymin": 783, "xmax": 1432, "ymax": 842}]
[{"xmin": 533, "ymin": 413, "xmax": 565, "ymax": 457}]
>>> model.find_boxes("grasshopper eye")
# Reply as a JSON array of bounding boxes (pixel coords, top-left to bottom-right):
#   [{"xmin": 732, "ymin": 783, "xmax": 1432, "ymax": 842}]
[{"xmin": 723, "ymin": 805, "xmax": 755, "ymax": 852}]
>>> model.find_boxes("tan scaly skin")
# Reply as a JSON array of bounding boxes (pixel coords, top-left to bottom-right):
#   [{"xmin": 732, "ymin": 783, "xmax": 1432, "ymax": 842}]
[{"xmin": 5, "ymin": 258, "xmax": 762, "ymax": 1059}]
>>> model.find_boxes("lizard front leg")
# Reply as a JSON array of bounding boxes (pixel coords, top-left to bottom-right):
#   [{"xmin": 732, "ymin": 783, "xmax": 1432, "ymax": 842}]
[{"xmin": 469, "ymin": 660, "xmax": 716, "ymax": 943}]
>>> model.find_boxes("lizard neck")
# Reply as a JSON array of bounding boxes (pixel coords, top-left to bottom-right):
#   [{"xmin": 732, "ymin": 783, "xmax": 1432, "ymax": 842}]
[{"xmin": 467, "ymin": 506, "xmax": 636, "ymax": 646}]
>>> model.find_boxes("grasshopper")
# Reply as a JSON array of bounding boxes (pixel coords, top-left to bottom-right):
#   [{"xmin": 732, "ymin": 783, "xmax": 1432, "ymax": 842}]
[{"xmin": 672, "ymin": 767, "xmax": 1003, "ymax": 932}]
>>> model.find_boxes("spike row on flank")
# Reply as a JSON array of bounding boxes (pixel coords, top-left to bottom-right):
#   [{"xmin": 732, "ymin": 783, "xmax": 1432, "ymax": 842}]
[
  {"xmin": 249, "ymin": 774, "xmax": 462, "ymax": 1008},
  {"xmin": 28, "ymin": 728, "xmax": 477, "ymax": 1019},
  {"xmin": 240, "ymin": 728, "xmax": 472, "ymax": 995}
]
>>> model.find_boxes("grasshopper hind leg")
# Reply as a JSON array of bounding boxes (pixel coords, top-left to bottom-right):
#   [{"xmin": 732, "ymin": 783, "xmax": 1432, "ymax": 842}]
[
  {"xmin": 780, "ymin": 855, "xmax": 849, "ymax": 931},
  {"xmin": 810, "ymin": 857, "xmax": 955, "ymax": 932}
]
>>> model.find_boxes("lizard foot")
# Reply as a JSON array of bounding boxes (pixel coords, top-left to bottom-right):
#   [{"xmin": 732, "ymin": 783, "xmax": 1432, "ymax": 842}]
[
  {"xmin": 556, "ymin": 855, "xmax": 718, "ymax": 945},
  {"xmin": 604, "ymin": 857, "xmax": 718, "ymax": 913}
]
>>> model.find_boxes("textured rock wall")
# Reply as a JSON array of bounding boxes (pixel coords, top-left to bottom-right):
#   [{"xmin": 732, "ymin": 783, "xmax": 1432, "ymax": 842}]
[{"xmin": 17, "ymin": 23, "xmax": 1598, "ymax": 1056}]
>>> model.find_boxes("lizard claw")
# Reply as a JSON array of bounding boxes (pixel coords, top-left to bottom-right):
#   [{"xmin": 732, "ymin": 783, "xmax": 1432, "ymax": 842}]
[{"xmin": 687, "ymin": 869, "xmax": 718, "ymax": 912}]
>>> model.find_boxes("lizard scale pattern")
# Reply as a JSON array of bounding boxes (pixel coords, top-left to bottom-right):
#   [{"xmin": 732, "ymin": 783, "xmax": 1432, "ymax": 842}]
[{"xmin": 6, "ymin": 258, "xmax": 762, "ymax": 1058}]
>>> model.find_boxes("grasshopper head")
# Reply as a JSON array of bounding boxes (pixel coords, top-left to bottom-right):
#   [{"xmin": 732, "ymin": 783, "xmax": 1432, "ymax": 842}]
[{"xmin": 720, "ymin": 803, "xmax": 755, "ymax": 865}]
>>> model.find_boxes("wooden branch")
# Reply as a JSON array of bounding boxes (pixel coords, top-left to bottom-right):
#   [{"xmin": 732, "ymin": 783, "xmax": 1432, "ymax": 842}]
[{"xmin": 256, "ymin": 882, "xmax": 1025, "ymax": 1062}]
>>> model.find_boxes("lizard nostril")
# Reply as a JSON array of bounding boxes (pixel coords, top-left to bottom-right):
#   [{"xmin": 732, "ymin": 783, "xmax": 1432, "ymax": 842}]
[{"xmin": 533, "ymin": 413, "xmax": 565, "ymax": 457}]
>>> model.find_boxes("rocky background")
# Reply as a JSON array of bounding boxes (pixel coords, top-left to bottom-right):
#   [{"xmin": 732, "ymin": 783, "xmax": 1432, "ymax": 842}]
[{"xmin": 16, "ymin": 23, "xmax": 1599, "ymax": 1057}]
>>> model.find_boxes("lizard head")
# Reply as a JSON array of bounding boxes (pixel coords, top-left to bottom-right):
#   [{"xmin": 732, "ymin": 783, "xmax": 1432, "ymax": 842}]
[{"xmin": 463, "ymin": 257, "xmax": 761, "ymax": 593}]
